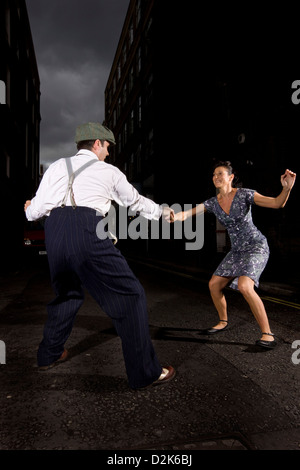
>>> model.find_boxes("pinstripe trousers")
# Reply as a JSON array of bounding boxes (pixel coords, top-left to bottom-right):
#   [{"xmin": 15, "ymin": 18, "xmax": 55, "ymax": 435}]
[{"xmin": 37, "ymin": 207, "xmax": 162, "ymax": 389}]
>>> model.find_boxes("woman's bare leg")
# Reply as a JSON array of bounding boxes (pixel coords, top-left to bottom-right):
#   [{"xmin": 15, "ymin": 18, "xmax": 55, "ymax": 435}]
[
  {"xmin": 238, "ymin": 276, "xmax": 274, "ymax": 342},
  {"xmin": 208, "ymin": 275, "xmax": 233, "ymax": 329}
]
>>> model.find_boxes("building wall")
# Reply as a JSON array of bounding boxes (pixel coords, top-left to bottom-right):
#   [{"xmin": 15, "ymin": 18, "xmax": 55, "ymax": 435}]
[
  {"xmin": 105, "ymin": 0, "xmax": 155, "ymax": 197},
  {"xmin": 105, "ymin": 1, "xmax": 299, "ymax": 278},
  {"xmin": 0, "ymin": 0, "xmax": 41, "ymax": 272}
]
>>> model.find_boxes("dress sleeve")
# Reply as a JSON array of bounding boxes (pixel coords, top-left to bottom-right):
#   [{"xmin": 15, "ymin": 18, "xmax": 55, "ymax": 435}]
[
  {"xmin": 203, "ymin": 197, "xmax": 217, "ymax": 214},
  {"xmin": 243, "ymin": 188, "xmax": 255, "ymax": 205}
]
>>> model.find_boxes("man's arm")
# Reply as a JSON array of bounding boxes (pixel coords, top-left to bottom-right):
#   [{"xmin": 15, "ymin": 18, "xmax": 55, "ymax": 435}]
[
  {"xmin": 24, "ymin": 161, "xmax": 66, "ymax": 221},
  {"xmin": 112, "ymin": 171, "xmax": 174, "ymax": 221}
]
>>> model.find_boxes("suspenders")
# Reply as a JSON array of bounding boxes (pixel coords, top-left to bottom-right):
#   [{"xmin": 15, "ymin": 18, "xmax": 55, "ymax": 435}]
[
  {"xmin": 61, "ymin": 158, "xmax": 98, "ymax": 209},
  {"xmin": 60, "ymin": 156, "xmax": 118, "ymax": 244}
]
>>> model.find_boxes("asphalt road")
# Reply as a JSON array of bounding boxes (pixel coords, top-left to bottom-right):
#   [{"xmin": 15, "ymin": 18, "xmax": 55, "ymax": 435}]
[{"xmin": 0, "ymin": 255, "xmax": 299, "ymax": 459}]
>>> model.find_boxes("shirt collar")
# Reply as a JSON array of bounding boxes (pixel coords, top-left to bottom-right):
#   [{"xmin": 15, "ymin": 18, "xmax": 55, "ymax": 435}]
[{"xmin": 75, "ymin": 149, "xmax": 99, "ymax": 161}]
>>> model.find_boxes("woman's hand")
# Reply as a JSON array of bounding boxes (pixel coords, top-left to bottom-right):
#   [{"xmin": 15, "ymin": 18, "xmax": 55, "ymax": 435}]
[
  {"xmin": 281, "ymin": 169, "xmax": 296, "ymax": 190},
  {"xmin": 173, "ymin": 211, "xmax": 187, "ymax": 222}
]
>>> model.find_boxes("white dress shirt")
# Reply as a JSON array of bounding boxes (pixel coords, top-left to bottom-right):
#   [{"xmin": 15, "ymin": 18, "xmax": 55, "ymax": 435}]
[{"xmin": 26, "ymin": 150, "xmax": 162, "ymax": 221}]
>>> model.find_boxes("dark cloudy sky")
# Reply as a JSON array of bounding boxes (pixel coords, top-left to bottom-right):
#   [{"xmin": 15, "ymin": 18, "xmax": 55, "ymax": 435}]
[{"xmin": 26, "ymin": 0, "xmax": 130, "ymax": 168}]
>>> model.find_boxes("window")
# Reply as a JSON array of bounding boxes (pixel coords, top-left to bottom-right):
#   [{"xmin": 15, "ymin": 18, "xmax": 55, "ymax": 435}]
[
  {"xmin": 138, "ymin": 96, "xmax": 142, "ymax": 127},
  {"xmin": 123, "ymin": 122, "xmax": 128, "ymax": 145},
  {"xmin": 136, "ymin": 0, "xmax": 141, "ymax": 25},
  {"xmin": 25, "ymin": 124, "xmax": 29, "ymax": 167},
  {"xmin": 136, "ymin": 144, "xmax": 142, "ymax": 174},
  {"xmin": 122, "ymin": 82, "xmax": 127, "ymax": 106},
  {"xmin": 129, "ymin": 22, "xmax": 134, "ymax": 47},
  {"xmin": 130, "ymin": 110, "xmax": 134, "ymax": 134},
  {"xmin": 6, "ymin": 68, "xmax": 10, "ymax": 107},
  {"xmin": 25, "ymin": 79, "xmax": 29, "ymax": 102},
  {"xmin": 6, "ymin": 154, "xmax": 10, "ymax": 178},
  {"xmin": 5, "ymin": 8, "xmax": 10, "ymax": 46},
  {"xmin": 117, "ymin": 97, "xmax": 121, "ymax": 119},
  {"xmin": 122, "ymin": 43, "xmax": 127, "ymax": 67},
  {"xmin": 129, "ymin": 153, "xmax": 134, "ymax": 180},
  {"xmin": 145, "ymin": 74, "xmax": 154, "ymax": 106},
  {"xmin": 147, "ymin": 129, "xmax": 154, "ymax": 158},
  {"xmin": 129, "ymin": 66, "xmax": 134, "ymax": 92},
  {"xmin": 137, "ymin": 46, "xmax": 141, "ymax": 75},
  {"xmin": 118, "ymin": 133, "xmax": 122, "ymax": 155},
  {"xmin": 31, "ymin": 143, "xmax": 35, "ymax": 179}
]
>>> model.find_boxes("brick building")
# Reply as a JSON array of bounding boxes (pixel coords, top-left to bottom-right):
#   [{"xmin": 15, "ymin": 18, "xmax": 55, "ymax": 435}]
[
  {"xmin": 0, "ymin": 0, "xmax": 41, "ymax": 271},
  {"xmin": 105, "ymin": 0, "xmax": 299, "ymax": 278}
]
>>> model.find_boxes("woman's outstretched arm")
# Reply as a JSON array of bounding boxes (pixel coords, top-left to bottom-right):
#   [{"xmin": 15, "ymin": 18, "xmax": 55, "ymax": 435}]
[
  {"xmin": 173, "ymin": 203, "xmax": 206, "ymax": 222},
  {"xmin": 254, "ymin": 169, "xmax": 296, "ymax": 209}
]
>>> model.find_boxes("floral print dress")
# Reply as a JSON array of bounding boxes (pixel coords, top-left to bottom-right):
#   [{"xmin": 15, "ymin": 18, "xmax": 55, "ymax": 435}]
[{"xmin": 203, "ymin": 188, "xmax": 269, "ymax": 290}]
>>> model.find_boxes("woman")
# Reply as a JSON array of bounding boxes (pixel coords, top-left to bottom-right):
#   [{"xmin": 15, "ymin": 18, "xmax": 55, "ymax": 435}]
[{"xmin": 174, "ymin": 162, "xmax": 296, "ymax": 349}]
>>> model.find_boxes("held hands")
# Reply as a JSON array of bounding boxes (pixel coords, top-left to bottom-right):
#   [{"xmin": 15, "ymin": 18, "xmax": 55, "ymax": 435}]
[
  {"xmin": 162, "ymin": 207, "xmax": 186, "ymax": 223},
  {"xmin": 173, "ymin": 211, "xmax": 187, "ymax": 222},
  {"xmin": 162, "ymin": 206, "xmax": 175, "ymax": 222},
  {"xmin": 281, "ymin": 169, "xmax": 296, "ymax": 190}
]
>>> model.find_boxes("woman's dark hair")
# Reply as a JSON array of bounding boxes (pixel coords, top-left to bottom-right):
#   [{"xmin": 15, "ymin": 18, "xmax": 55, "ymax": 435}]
[{"xmin": 213, "ymin": 160, "xmax": 233, "ymax": 175}]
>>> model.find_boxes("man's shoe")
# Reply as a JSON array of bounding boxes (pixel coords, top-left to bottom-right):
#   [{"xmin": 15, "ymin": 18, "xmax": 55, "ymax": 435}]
[
  {"xmin": 152, "ymin": 366, "xmax": 176, "ymax": 386},
  {"xmin": 38, "ymin": 349, "xmax": 68, "ymax": 371},
  {"xmin": 132, "ymin": 366, "xmax": 176, "ymax": 390}
]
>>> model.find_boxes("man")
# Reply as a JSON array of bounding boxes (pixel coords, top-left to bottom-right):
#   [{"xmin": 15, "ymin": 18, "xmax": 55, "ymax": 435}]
[{"xmin": 24, "ymin": 122, "xmax": 175, "ymax": 390}]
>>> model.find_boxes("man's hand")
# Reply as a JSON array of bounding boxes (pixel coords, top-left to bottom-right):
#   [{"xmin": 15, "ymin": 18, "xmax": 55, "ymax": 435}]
[
  {"xmin": 24, "ymin": 200, "xmax": 31, "ymax": 211},
  {"xmin": 162, "ymin": 206, "xmax": 175, "ymax": 222}
]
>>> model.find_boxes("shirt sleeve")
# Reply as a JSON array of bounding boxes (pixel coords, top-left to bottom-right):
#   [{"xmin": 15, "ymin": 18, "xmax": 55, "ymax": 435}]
[
  {"xmin": 25, "ymin": 161, "xmax": 67, "ymax": 221},
  {"xmin": 111, "ymin": 171, "xmax": 162, "ymax": 220}
]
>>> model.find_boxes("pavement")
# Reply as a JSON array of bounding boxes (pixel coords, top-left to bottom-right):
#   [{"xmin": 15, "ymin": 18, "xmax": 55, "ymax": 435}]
[{"xmin": 0, "ymin": 254, "xmax": 300, "ymax": 460}]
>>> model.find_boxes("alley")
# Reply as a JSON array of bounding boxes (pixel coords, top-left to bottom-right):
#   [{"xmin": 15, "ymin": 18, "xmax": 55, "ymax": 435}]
[{"xmin": 0, "ymin": 256, "xmax": 299, "ymax": 454}]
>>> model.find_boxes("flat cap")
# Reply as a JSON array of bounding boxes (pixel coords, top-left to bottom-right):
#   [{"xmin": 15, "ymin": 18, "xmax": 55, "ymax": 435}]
[{"xmin": 75, "ymin": 122, "xmax": 116, "ymax": 145}]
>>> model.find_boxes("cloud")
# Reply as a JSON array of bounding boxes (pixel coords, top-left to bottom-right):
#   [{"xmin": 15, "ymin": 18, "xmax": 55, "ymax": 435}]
[
  {"xmin": 39, "ymin": 61, "xmax": 109, "ymax": 140},
  {"xmin": 38, "ymin": 60, "xmax": 110, "ymax": 168},
  {"xmin": 26, "ymin": 0, "xmax": 130, "ymax": 166}
]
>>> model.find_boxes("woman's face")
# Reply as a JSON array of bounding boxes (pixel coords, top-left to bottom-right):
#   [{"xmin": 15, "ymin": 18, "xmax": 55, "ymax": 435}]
[{"xmin": 212, "ymin": 166, "xmax": 233, "ymax": 189}]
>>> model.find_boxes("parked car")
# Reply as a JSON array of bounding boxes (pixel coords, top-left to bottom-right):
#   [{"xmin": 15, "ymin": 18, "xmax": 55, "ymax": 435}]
[{"xmin": 23, "ymin": 220, "xmax": 47, "ymax": 256}]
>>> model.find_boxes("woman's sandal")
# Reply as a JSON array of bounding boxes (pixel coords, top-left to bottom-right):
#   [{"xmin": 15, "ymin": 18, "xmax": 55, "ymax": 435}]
[
  {"xmin": 256, "ymin": 332, "xmax": 277, "ymax": 349},
  {"xmin": 203, "ymin": 320, "xmax": 228, "ymax": 335}
]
